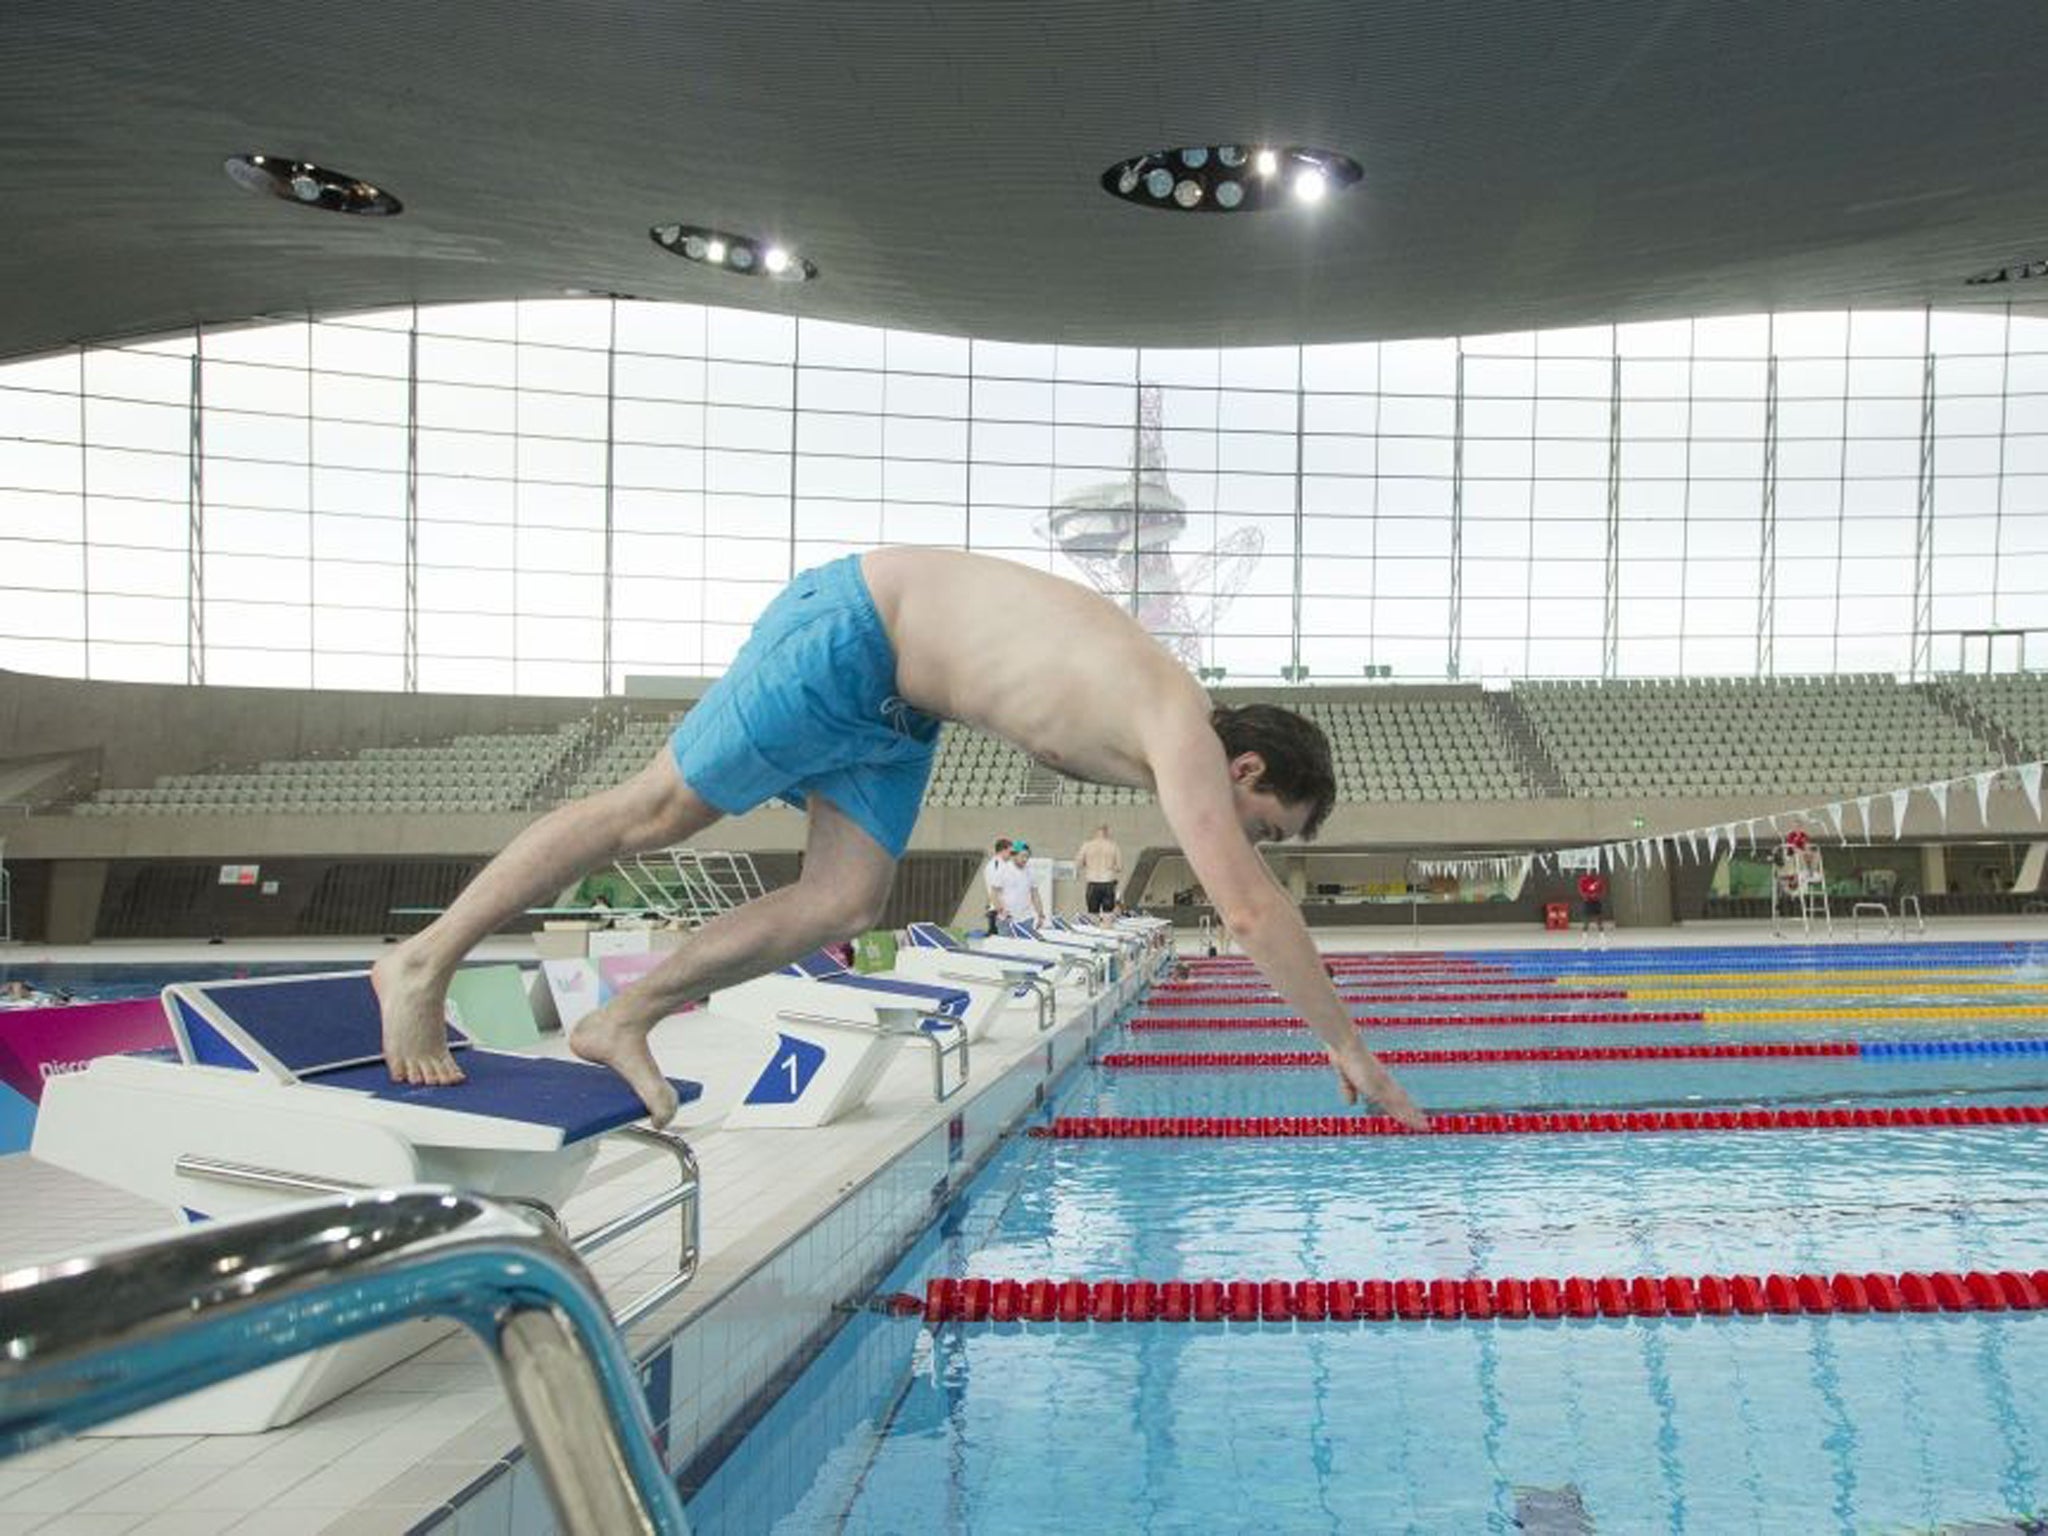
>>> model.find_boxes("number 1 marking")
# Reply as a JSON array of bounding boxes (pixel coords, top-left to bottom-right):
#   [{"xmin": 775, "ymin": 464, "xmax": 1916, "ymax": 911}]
[{"xmin": 781, "ymin": 1052, "xmax": 800, "ymax": 1094}]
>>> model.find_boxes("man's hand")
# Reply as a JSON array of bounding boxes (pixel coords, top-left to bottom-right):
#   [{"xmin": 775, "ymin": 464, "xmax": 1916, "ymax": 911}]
[{"xmin": 1328, "ymin": 1038, "xmax": 1429, "ymax": 1131}]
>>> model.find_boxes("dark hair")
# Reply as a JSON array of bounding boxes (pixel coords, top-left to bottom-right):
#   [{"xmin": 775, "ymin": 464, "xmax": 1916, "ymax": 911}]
[
  {"xmin": 993, "ymin": 837, "xmax": 1012, "ymax": 852},
  {"xmin": 1210, "ymin": 703, "xmax": 1337, "ymax": 839}
]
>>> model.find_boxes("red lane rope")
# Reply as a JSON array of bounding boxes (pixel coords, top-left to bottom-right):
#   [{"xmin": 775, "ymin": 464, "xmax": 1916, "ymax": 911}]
[
  {"xmin": 1130, "ymin": 1011, "xmax": 1705, "ymax": 1029},
  {"xmin": 1182, "ymin": 960, "xmax": 1508, "ymax": 969},
  {"xmin": 1030, "ymin": 1104, "xmax": 2048, "ymax": 1138},
  {"xmin": 1146, "ymin": 999, "xmax": 1622, "ymax": 1011},
  {"xmin": 913, "ymin": 1268, "xmax": 2048, "ymax": 1324},
  {"xmin": 1099, "ymin": 1043, "xmax": 1861, "ymax": 1070},
  {"xmin": 1155, "ymin": 979, "xmax": 1580, "ymax": 990}
]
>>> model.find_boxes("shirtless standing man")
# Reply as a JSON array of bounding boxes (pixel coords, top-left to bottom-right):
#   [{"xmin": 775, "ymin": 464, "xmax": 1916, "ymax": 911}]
[
  {"xmin": 374, "ymin": 548, "xmax": 1426, "ymax": 1131},
  {"xmin": 1075, "ymin": 824, "xmax": 1123, "ymax": 916}
]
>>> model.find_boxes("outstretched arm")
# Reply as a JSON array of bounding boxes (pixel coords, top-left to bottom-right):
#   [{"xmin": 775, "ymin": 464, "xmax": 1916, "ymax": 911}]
[{"xmin": 1144, "ymin": 707, "xmax": 1427, "ymax": 1130}]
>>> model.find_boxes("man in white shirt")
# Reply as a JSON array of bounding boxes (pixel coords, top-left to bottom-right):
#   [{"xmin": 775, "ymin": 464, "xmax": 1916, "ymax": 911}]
[
  {"xmin": 982, "ymin": 836, "xmax": 1013, "ymax": 933},
  {"xmin": 992, "ymin": 840, "xmax": 1044, "ymax": 928}
]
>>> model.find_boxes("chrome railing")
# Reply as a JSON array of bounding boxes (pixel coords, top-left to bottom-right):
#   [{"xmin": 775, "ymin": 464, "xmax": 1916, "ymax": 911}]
[
  {"xmin": 775, "ymin": 1006, "xmax": 971, "ymax": 1101},
  {"xmin": 168, "ymin": 1124, "xmax": 699, "ymax": 1335},
  {"xmin": 0, "ymin": 1186, "xmax": 688, "ymax": 1535},
  {"xmin": 936, "ymin": 965, "xmax": 1055, "ymax": 1031}
]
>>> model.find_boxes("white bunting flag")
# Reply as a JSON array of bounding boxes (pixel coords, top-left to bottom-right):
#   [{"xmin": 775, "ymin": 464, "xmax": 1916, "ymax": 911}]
[
  {"xmin": 1890, "ymin": 787, "xmax": 1911, "ymax": 839},
  {"xmin": 1929, "ymin": 781, "xmax": 1951, "ymax": 832},
  {"xmin": 1854, "ymin": 795, "xmax": 1875, "ymax": 842},
  {"xmin": 2023, "ymin": 761, "xmax": 2044, "ymax": 821},
  {"xmin": 1824, "ymin": 802, "xmax": 1847, "ymax": 842},
  {"xmin": 1975, "ymin": 768, "xmax": 1999, "ymax": 824}
]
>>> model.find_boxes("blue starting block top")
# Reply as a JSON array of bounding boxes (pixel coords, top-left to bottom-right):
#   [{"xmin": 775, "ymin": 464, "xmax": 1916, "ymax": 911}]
[
  {"xmin": 905, "ymin": 922, "xmax": 1051, "ymax": 973},
  {"xmin": 179, "ymin": 971, "xmax": 473, "ymax": 1074},
  {"xmin": 783, "ymin": 948, "xmax": 973, "ymax": 1018},
  {"xmin": 315, "ymin": 1053, "xmax": 701, "ymax": 1139},
  {"xmin": 162, "ymin": 970, "xmax": 701, "ymax": 1140}
]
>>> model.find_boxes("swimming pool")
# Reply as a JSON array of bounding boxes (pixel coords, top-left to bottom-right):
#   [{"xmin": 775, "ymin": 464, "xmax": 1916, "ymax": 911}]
[
  {"xmin": 685, "ymin": 941, "xmax": 2048, "ymax": 1533},
  {"xmin": 0, "ymin": 960, "xmax": 361, "ymax": 1001}
]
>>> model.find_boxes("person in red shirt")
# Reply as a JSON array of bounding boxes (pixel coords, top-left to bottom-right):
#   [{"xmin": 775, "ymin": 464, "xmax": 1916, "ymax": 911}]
[{"xmin": 1576, "ymin": 869, "xmax": 1611, "ymax": 947}]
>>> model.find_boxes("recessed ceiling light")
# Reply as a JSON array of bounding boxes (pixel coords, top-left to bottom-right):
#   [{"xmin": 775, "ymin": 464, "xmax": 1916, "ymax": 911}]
[
  {"xmin": 224, "ymin": 154, "xmax": 402, "ymax": 216},
  {"xmin": 1099, "ymin": 145, "xmax": 1359, "ymax": 214},
  {"xmin": 1966, "ymin": 257, "xmax": 2048, "ymax": 285},
  {"xmin": 651, "ymin": 223, "xmax": 815, "ymax": 281}
]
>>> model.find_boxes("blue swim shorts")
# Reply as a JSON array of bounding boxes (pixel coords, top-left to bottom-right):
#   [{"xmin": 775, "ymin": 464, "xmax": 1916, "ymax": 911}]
[{"xmin": 668, "ymin": 555, "xmax": 940, "ymax": 858}]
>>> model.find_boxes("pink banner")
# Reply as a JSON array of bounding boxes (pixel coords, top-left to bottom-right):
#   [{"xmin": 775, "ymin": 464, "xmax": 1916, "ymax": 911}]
[{"xmin": 0, "ymin": 997, "xmax": 175, "ymax": 1105}]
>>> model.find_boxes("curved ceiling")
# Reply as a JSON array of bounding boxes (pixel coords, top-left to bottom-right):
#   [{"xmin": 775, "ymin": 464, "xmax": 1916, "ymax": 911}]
[{"xmin": 7, "ymin": 0, "xmax": 2048, "ymax": 360}]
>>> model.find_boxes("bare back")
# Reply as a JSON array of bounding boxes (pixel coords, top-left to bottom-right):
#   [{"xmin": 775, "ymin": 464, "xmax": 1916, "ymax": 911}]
[{"xmin": 863, "ymin": 547, "xmax": 1202, "ymax": 787}]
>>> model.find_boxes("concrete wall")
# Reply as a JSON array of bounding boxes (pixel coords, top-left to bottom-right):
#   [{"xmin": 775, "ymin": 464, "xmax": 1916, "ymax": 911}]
[{"xmin": 0, "ymin": 667, "xmax": 596, "ymax": 789}]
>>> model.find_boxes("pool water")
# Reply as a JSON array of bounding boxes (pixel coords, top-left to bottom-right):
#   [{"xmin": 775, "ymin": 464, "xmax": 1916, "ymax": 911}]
[
  {"xmin": 0, "ymin": 961, "xmax": 361, "ymax": 1001},
  {"xmin": 685, "ymin": 943, "xmax": 2048, "ymax": 1534}
]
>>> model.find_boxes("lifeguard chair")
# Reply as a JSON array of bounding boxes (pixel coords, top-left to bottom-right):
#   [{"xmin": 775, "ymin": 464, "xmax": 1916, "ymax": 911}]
[{"xmin": 1771, "ymin": 829, "xmax": 1831, "ymax": 938}]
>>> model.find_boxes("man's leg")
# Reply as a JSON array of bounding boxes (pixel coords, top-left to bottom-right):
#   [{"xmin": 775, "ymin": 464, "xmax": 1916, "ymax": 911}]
[
  {"xmin": 571, "ymin": 794, "xmax": 898, "ymax": 1124},
  {"xmin": 375, "ymin": 750, "xmax": 722, "ymax": 1085}
]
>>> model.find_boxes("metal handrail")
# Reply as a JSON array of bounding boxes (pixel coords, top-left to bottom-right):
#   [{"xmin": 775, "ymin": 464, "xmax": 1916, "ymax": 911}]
[
  {"xmin": 937, "ymin": 965, "xmax": 1055, "ymax": 1032},
  {"xmin": 0, "ymin": 1186, "xmax": 687, "ymax": 1534},
  {"xmin": 170, "ymin": 1127, "xmax": 699, "ymax": 1335},
  {"xmin": 775, "ymin": 1006, "xmax": 971, "ymax": 1101},
  {"xmin": 586, "ymin": 1126, "xmax": 701, "ymax": 1331},
  {"xmin": 1850, "ymin": 900, "xmax": 1894, "ymax": 941}
]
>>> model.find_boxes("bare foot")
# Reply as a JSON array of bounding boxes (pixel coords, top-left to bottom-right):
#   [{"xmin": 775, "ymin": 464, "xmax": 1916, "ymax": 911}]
[
  {"xmin": 371, "ymin": 950, "xmax": 466, "ymax": 1087},
  {"xmin": 571, "ymin": 1005, "xmax": 679, "ymax": 1127}
]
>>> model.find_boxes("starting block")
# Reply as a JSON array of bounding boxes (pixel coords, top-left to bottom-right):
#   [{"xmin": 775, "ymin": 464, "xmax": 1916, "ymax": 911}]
[
  {"xmin": 1037, "ymin": 916, "xmax": 1174, "ymax": 993},
  {"xmin": 711, "ymin": 950, "xmax": 975, "ymax": 1129},
  {"xmin": 895, "ymin": 923, "xmax": 1058, "ymax": 1032},
  {"xmin": 31, "ymin": 970, "xmax": 703, "ymax": 1433},
  {"xmin": 986, "ymin": 920, "xmax": 1117, "ymax": 995}
]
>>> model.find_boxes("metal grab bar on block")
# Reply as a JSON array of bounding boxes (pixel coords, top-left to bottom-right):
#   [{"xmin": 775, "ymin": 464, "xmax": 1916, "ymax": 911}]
[
  {"xmin": 172, "ymin": 1155, "xmax": 568, "ymax": 1234},
  {"xmin": 170, "ymin": 1126, "xmax": 699, "ymax": 1335},
  {"xmin": 0, "ymin": 1187, "xmax": 688, "ymax": 1535},
  {"xmin": 775, "ymin": 1006, "xmax": 971, "ymax": 1101},
  {"xmin": 1049, "ymin": 949, "xmax": 1107, "ymax": 994},
  {"xmin": 936, "ymin": 966, "xmax": 1056, "ymax": 1032},
  {"xmin": 585, "ymin": 1127, "xmax": 700, "ymax": 1331}
]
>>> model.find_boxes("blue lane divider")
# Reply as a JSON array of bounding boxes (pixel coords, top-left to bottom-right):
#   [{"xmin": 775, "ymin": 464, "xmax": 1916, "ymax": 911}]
[{"xmin": 1858, "ymin": 1039, "xmax": 2048, "ymax": 1058}]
